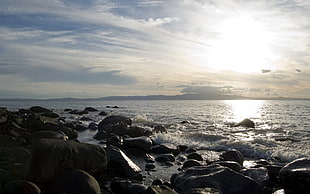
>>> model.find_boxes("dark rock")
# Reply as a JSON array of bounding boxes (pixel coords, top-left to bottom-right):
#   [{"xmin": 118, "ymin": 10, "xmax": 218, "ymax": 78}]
[
  {"xmin": 99, "ymin": 115, "xmax": 132, "ymax": 128},
  {"xmin": 145, "ymin": 185, "xmax": 177, "ymax": 194},
  {"xmin": 127, "ymin": 126, "xmax": 152, "ymax": 137},
  {"xmin": 30, "ymin": 130, "xmax": 68, "ymax": 142},
  {"xmin": 107, "ymin": 135, "xmax": 123, "ymax": 147},
  {"xmin": 99, "ymin": 111, "xmax": 108, "ymax": 116},
  {"xmin": 266, "ymin": 165, "xmax": 282, "ymax": 185},
  {"xmin": 183, "ymin": 188, "xmax": 221, "ymax": 194},
  {"xmin": 88, "ymin": 122, "xmax": 98, "ymax": 130},
  {"xmin": 64, "ymin": 108, "xmax": 72, "ymax": 112},
  {"xmin": 69, "ymin": 109, "xmax": 88, "ymax": 115},
  {"xmin": 80, "ymin": 116, "xmax": 93, "ymax": 121},
  {"xmin": 145, "ymin": 163, "xmax": 156, "ymax": 170},
  {"xmin": 128, "ymin": 183, "xmax": 148, "ymax": 194},
  {"xmin": 29, "ymin": 106, "xmax": 52, "ymax": 113},
  {"xmin": 185, "ymin": 148, "xmax": 197, "ymax": 153},
  {"xmin": 151, "ymin": 143, "xmax": 179, "ymax": 155},
  {"xmin": 279, "ymin": 157, "xmax": 310, "ymax": 194},
  {"xmin": 3, "ymin": 180, "xmax": 41, "ymax": 194},
  {"xmin": 152, "ymin": 179, "xmax": 163, "ymax": 185},
  {"xmin": 40, "ymin": 111, "xmax": 59, "ymax": 118},
  {"xmin": 155, "ymin": 154, "xmax": 175, "ymax": 163},
  {"xmin": 154, "ymin": 125, "xmax": 167, "ymax": 133},
  {"xmin": 241, "ymin": 167, "xmax": 269, "ymax": 189},
  {"xmin": 112, "ymin": 106, "xmax": 120, "ymax": 109},
  {"xmin": 236, "ymin": 118, "xmax": 255, "ymax": 128},
  {"xmin": 123, "ymin": 136, "xmax": 152, "ymax": 152},
  {"xmin": 173, "ymin": 164, "xmax": 262, "ymax": 194},
  {"xmin": 145, "ymin": 153, "xmax": 155, "ymax": 163},
  {"xmin": 187, "ymin": 152, "xmax": 203, "ymax": 161},
  {"xmin": 181, "ymin": 120, "xmax": 190, "ymax": 124},
  {"xmin": 0, "ymin": 135, "xmax": 26, "ymax": 147},
  {"xmin": 107, "ymin": 145, "xmax": 141, "ymax": 179},
  {"xmin": 93, "ymin": 130, "xmax": 109, "ymax": 140},
  {"xmin": 84, "ymin": 107, "xmax": 98, "ymax": 112},
  {"xmin": 182, "ymin": 159, "xmax": 202, "ymax": 169},
  {"xmin": 46, "ymin": 170, "xmax": 101, "ymax": 194},
  {"xmin": 220, "ymin": 149, "xmax": 244, "ymax": 166},
  {"xmin": 178, "ymin": 145, "xmax": 189, "ymax": 152},
  {"xmin": 110, "ymin": 180, "xmax": 147, "ymax": 194},
  {"xmin": 213, "ymin": 161, "xmax": 242, "ymax": 172},
  {"xmin": 25, "ymin": 139, "xmax": 107, "ymax": 184}
]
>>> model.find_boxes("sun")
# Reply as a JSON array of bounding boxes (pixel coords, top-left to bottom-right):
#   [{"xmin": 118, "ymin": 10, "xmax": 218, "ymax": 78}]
[{"xmin": 206, "ymin": 16, "xmax": 275, "ymax": 73}]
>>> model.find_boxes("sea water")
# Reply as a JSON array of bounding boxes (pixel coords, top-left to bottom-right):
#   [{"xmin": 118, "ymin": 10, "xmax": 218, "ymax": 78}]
[{"xmin": 1, "ymin": 99, "xmax": 309, "ymax": 163}]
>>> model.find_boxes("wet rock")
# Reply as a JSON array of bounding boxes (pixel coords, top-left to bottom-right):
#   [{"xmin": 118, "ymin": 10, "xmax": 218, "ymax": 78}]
[
  {"xmin": 128, "ymin": 183, "xmax": 148, "ymax": 194},
  {"xmin": 279, "ymin": 157, "xmax": 310, "ymax": 194},
  {"xmin": 241, "ymin": 167, "xmax": 269, "ymax": 189},
  {"xmin": 29, "ymin": 106, "xmax": 52, "ymax": 113},
  {"xmin": 123, "ymin": 136, "xmax": 152, "ymax": 152},
  {"xmin": 155, "ymin": 154, "xmax": 175, "ymax": 163},
  {"xmin": 266, "ymin": 165, "xmax": 282, "ymax": 185},
  {"xmin": 107, "ymin": 145, "xmax": 141, "ymax": 179},
  {"xmin": 220, "ymin": 149, "xmax": 244, "ymax": 166},
  {"xmin": 182, "ymin": 159, "xmax": 202, "ymax": 169},
  {"xmin": 173, "ymin": 164, "xmax": 262, "ymax": 194},
  {"xmin": 145, "ymin": 185, "xmax": 177, "ymax": 194},
  {"xmin": 184, "ymin": 188, "xmax": 221, "ymax": 194},
  {"xmin": 151, "ymin": 143, "xmax": 179, "ymax": 155},
  {"xmin": 69, "ymin": 109, "xmax": 88, "ymax": 115},
  {"xmin": 98, "ymin": 116, "xmax": 132, "ymax": 129},
  {"xmin": 152, "ymin": 179, "xmax": 163, "ymax": 185},
  {"xmin": 99, "ymin": 111, "xmax": 108, "ymax": 116},
  {"xmin": 181, "ymin": 120, "xmax": 190, "ymax": 124},
  {"xmin": 0, "ymin": 135, "xmax": 26, "ymax": 147},
  {"xmin": 110, "ymin": 180, "xmax": 147, "ymax": 194},
  {"xmin": 0, "ymin": 146, "xmax": 30, "ymax": 164},
  {"xmin": 88, "ymin": 122, "xmax": 98, "ymax": 130},
  {"xmin": 64, "ymin": 108, "xmax": 72, "ymax": 112},
  {"xmin": 84, "ymin": 107, "xmax": 98, "ymax": 112},
  {"xmin": 177, "ymin": 145, "xmax": 189, "ymax": 152},
  {"xmin": 3, "ymin": 180, "xmax": 41, "ymax": 194},
  {"xmin": 45, "ymin": 170, "xmax": 100, "ymax": 194},
  {"xmin": 145, "ymin": 153, "xmax": 155, "ymax": 163},
  {"xmin": 127, "ymin": 126, "xmax": 152, "ymax": 137},
  {"xmin": 31, "ymin": 130, "xmax": 68, "ymax": 142},
  {"xmin": 80, "ymin": 116, "xmax": 93, "ymax": 121},
  {"xmin": 40, "ymin": 111, "xmax": 59, "ymax": 118},
  {"xmin": 107, "ymin": 135, "xmax": 123, "ymax": 147},
  {"xmin": 187, "ymin": 152, "xmax": 203, "ymax": 161},
  {"xmin": 145, "ymin": 163, "xmax": 156, "ymax": 170},
  {"xmin": 236, "ymin": 118, "xmax": 255, "ymax": 128},
  {"xmin": 25, "ymin": 139, "xmax": 107, "ymax": 184},
  {"xmin": 154, "ymin": 125, "xmax": 167, "ymax": 133},
  {"xmin": 213, "ymin": 161, "xmax": 242, "ymax": 172}
]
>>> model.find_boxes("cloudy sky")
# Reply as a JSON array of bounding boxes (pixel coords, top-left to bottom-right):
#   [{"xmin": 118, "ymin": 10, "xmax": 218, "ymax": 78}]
[{"xmin": 0, "ymin": 0, "xmax": 309, "ymax": 98}]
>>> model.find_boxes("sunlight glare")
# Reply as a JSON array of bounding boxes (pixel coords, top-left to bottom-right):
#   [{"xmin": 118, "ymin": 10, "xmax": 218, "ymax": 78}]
[{"xmin": 225, "ymin": 100, "xmax": 263, "ymax": 122}]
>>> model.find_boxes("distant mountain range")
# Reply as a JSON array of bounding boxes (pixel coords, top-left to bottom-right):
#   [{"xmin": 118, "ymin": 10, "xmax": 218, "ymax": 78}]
[{"xmin": 1, "ymin": 94, "xmax": 309, "ymax": 101}]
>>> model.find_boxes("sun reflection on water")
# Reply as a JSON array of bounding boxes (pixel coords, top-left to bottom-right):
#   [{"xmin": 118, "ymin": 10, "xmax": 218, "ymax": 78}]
[{"xmin": 225, "ymin": 100, "xmax": 264, "ymax": 123}]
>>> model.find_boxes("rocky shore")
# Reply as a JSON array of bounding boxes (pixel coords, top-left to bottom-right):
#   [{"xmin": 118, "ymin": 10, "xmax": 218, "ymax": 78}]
[{"xmin": 0, "ymin": 106, "xmax": 309, "ymax": 194}]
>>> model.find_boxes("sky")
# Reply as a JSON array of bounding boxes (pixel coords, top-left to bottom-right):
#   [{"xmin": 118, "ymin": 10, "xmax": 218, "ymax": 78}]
[{"xmin": 0, "ymin": 0, "xmax": 309, "ymax": 99}]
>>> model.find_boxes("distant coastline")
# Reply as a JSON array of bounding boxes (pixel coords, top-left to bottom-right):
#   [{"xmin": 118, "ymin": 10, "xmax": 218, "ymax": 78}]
[{"xmin": 0, "ymin": 94, "xmax": 309, "ymax": 101}]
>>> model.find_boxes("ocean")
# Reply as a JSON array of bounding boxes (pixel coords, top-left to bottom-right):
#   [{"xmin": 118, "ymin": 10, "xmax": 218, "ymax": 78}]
[{"xmin": 1, "ymin": 99, "xmax": 309, "ymax": 163}]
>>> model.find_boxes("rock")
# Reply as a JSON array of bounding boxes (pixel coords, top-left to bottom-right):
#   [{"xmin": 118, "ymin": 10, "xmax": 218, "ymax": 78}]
[
  {"xmin": 29, "ymin": 106, "xmax": 52, "ymax": 113},
  {"xmin": 146, "ymin": 163, "xmax": 156, "ymax": 170},
  {"xmin": 110, "ymin": 180, "xmax": 147, "ymax": 194},
  {"xmin": 155, "ymin": 154, "xmax": 175, "ymax": 163},
  {"xmin": 236, "ymin": 118, "xmax": 255, "ymax": 128},
  {"xmin": 184, "ymin": 188, "xmax": 221, "ymax": 194},
  {"xmin": 69, "ymin": 109, "xmax": 88, "ymax": 115},
  {"xmin": 84, "ymin": 107, "xmax": 98, "ymax": 112},
  {"xmin": 64, "ymin": 108, "xmax": 72, "ymax": 112},
  {"xmin": 145, "ymin": 185, "xmax": 177, "ymax": 194},
  {"xmin": 112, "ymin": 106, "xmax": 120, "ymax": 109},
  {"xmin": 99, "ymin": 111, "xmax": 108, "ymax": 116},
  {"xmin": 187, "ymin": 152, "xmax": 203, "ymax": 161},
  {"xmin": 220, "ymin": 149, "xmax": 244, "ymax": 166},
  {"xmin": 25, "ymin": 139, "xmax": 107, "ymax": 184},
  {"xmin": 154, "ymin": 125, "xmax": 167, "ymax": 133},
  {"xmin": 107, "ymin": 135, "xmax": 123, "ymax": 147},
  {"xmin": 123, "ymin": 136, "xmax": 153, "ymax": 152},
  {"xmin": 0, "ymin": 146, "xmax": 30, "ymax": 164},
  {"xmin": 177, "ymin": 145, "xmax": 189, "ymax": 152},
  {"xmin": 3, "ymin": 180, "xmax": 41, "ymax": 194},
  {"xmin": 40, "ymin": 111, "xmax": 59, "ymax": 118},
  {"xmin": 145, "ymin": 153, "xmax": 155, "ymax": 163},
  {"xmin": 279, "ymin": 157, "xmax": 310, "ymax": 194},
  {"xmin": 107, "ymin": 145, "xmax": 141, "ymax": 179},
  {"xmin": 128, "ymin": 183, "xmax": 148, "ymax": 194},
  {"xmin": 181, "ymin": 121, "xmax": 190, "ymax": 124},
  {"xmin": 98, "ymin": 116, "xmax": 132, "ymax": 129},
  {"xmin": 0, "ymin": 135, "xmax": 26, "ymax": 147},
  {"xmin": 151, "ymin": 143, "xmax": 179, "ymax": 155},
  {"xmin": 30, "ymin": 130, "xmax": 68, "ymax": 142},
  {"xmin": 127, "ymin": 126, "xmax": 152, "ymax": 137},
  {"xmin": 213, "ymin": 161, "xmax": 242, "ymax": 172},
  {"xmin": 152, "ymin": 179, "xmax": 163, "ymax": 185},
  {"xmin": 45, "ymin": 170, "xmax": 101, "ymax": 194},
  {"xmin": 241, "ymin": 167, "xmax": 269, "ymax": 189},
  {"xmin": 266, "ymin": 165, "xmax": 282, "ymax": 185},
  {"xmin": 182, "ymin": 159, "xmax": 202, "ymax": 169},
  {"xmin": 173, "ymin": 164, "xmax": 262, "ymax": 194},
  {"xmin": 88, "ymin": 122, "xmax": 98, "ymax": 130},
  {"xmin": 80, "ymin": 116, "xmax": 93, "ymax": 121}
]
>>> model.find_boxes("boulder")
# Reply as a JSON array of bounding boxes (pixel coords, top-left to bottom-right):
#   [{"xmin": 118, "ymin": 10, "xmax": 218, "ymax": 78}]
[
  {"xmin": 123, "ymin": 136, "xmax": 153, "ymax": 152},
  {"xmin": 0, "ymin": 135, "xmax": 26, "ymax": 147},
  {"xmin": 40, "ymin": 112, "xmax": 59, "ymax": 118},
  {"xmin": 98, "ymin": 116, "xmax": 132, "ymax": 130},
  {"xmin": 69, "ymin": 109, "xmax": 88, "ymax": 115},
  {"xmin": 110, "ymin": 180, "xmax": 147, "ymax": 194},
  {"xmin": 45, "ymin": 170, "xmax": 101, "ymax": 194},
  {"xmin": 182, "ymin": 159, "xmax": 202, "ymax": 169},
  {"xmin": 187, "ymin": 152, "xmax": 203, "ymax": 161},
  {"xmin": 151, "ymin": 143, "xmax": 179, "ymax": 155},
  {"xmin": 241, "ymin": 167, "xmax": 269, "ymax": 189},
  {"xmin": 220, "ymin": 149, "xmax": 244, "ymax": 166},
  {"xmin": 29, "ymin": 106, "xmax": 52, "ymax": 113},
  {"xmin": 213, "ymin": 161, "xmax": 242, "ymax": 172},
  {"xmin": 84, "ymin": 107, "xmax": 98, "ymax": 112},
  {"xmin": 99, "ymin": 111, "xmax": 108, "ymax": 116},
  {"xmin": 236, "ymin": 119, "xmax": 255, "ymax": 128},
  {"xmin": 80, "ymin": 116, "xmax": 93, "ymax": 121},
  {"xmin": 107, "ymin": 145, "xmax": 141, "ymax": 179},
  {"xmin": 3, "ymin": 180, "xmax": 41, "ymax": 194},
  {"xmin": 173, "ymin": 164, "xmax": 262, "ymax": 194},
  {"xmin": 88, "ymin": 122, "xmax": 98, "ymax": 130},
  {"xmin": 25, "ymin": 139, "xmax": 107, "ymax": 183},
  {"xmin": 30, "ymin": 130, "xmax": 68, "ymax": 142},
  {"xmin": 279, "ymin": 157, "xmax": 310, "ymax": 194},
  {"xmin": 154, "ymin": 125, "xmax": 167, "ymax": 133},
  {"xmin": 145, "ymin": 185, "xmax": 177, "ymax": 194},
  {"xmin": 155, "ymin": 154, "xmax": 176, "ymax": 163},
  {"xmin": 184, "ymin": 188, "xmax": 221, "ymax": 194}
]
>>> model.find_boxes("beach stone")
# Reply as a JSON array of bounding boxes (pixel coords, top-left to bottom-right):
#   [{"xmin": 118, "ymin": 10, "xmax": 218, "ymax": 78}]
[
  {"xmin": 213, "ymin": 161, "xmax": 242, "ymax": 172},
  {"xmin": 84, "ymin": 107, "xmax": 98, "ymax": 112},
  {"xmin": 241, "ymin": 167, "xmax": 269, "ymax": 189},
  {"xmin": 154, "ymin": 125, "xmax": 167, "ymax": 133},
  {"xmin": 279, "ymin": 157, "xmax": 310, "ymax": 194},
  {"xmin": 184, "ymin": 188, "xmax": 221, "ymax": 194},
  {"xmin": 45, "ymin": 170, "xmax": 100, "ymax": 194},
  {"xmin": 220, "ymin": 149, "xmax": 244, "ymax": 166},
  {"xmin": 0, "ymin": 146, "xmax": 30, "ymax": 164},
  {"xmin": 110, "ymin": 180, "xmax": 147, "ymax": 194},
  {"xmin": 182, "ymin": 159, "xmax": 202, "ymax": 169},
  {"xmin": 266, "ymin": 165, "xmax": 282, "ymax": 185},
  {"xmin": 127, "ymin": 126, "xmax": 152, "ymax": 137},
  {"xmin": 177, "ymin": 145, "xmax": 189, "ymax": 152},
  {"xmin": 151, "ymin": 143, "xmax": 179, "ymax": 155},
  {"xmin": 237, "ymin": 118, "xmax": 255, "ymax": 128},
  {"xmin": 30, "ymin": 130, "xmax": 68, "ymax": 142},
  {"xmin": 40, "ymin": 111, "xmax": 59, "ymax": 118},
  {"xmin": 88, "ymin": 122, "xmax": 98, "ymax": 130},
  {"xmin": 187, "ymin": 152, "xmax": 203, "ymax": 161},
  {"xmin": 98, "ymin": 115, "xmax": 132, "ymax": 129},
  {"xmin": 145, "ymin": 163, "xmax": 156, "ymax": 170},
  {"xmin": 25, "ymin": 138, "xmax": 107, "ymax": 184},
  {"xmin": 123, "ymin": 136, "xmax": 153, "ymax": 152},
  {"xmin": 29, "ymin": 106, "xmax": 52, "ymax": 113},
  {"xmin": 152, "ymin": 179, "xmax": 163, "ymax": 185},
  {"xmin": 3, "ymin": 180, "xmax": 41, "ymax": 194},
  {"xmin": 0, "ymin": 135, "xmax": 26, "ymax": 147},
  {"xmin": 99, "ymin": 111, "xmax": 108, "ymax": 116},
  {"xmin": 80, "ymin": 116, "xmax": 93, "ymax": 121},
  {"xmin": 69, "ymin": 109, "xmax": 88, "ymax": 115},
  {"xmin": 107, "ymin": 145, "xmax": 142, "ymax": 179},
  {"xmin": 155, "ymin": 154, "xmax": 175, "ymax": 163},
  {"xmin": 128, "ymin": 183, "xmax": 148, "ymax": 194},
  {"xmin": 145, "ymin": 185, "xmax": 177, "ymax": 194},
  {"xmin": 173, "ymin": 164, "xmax": 262, "ymax": 194}
]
